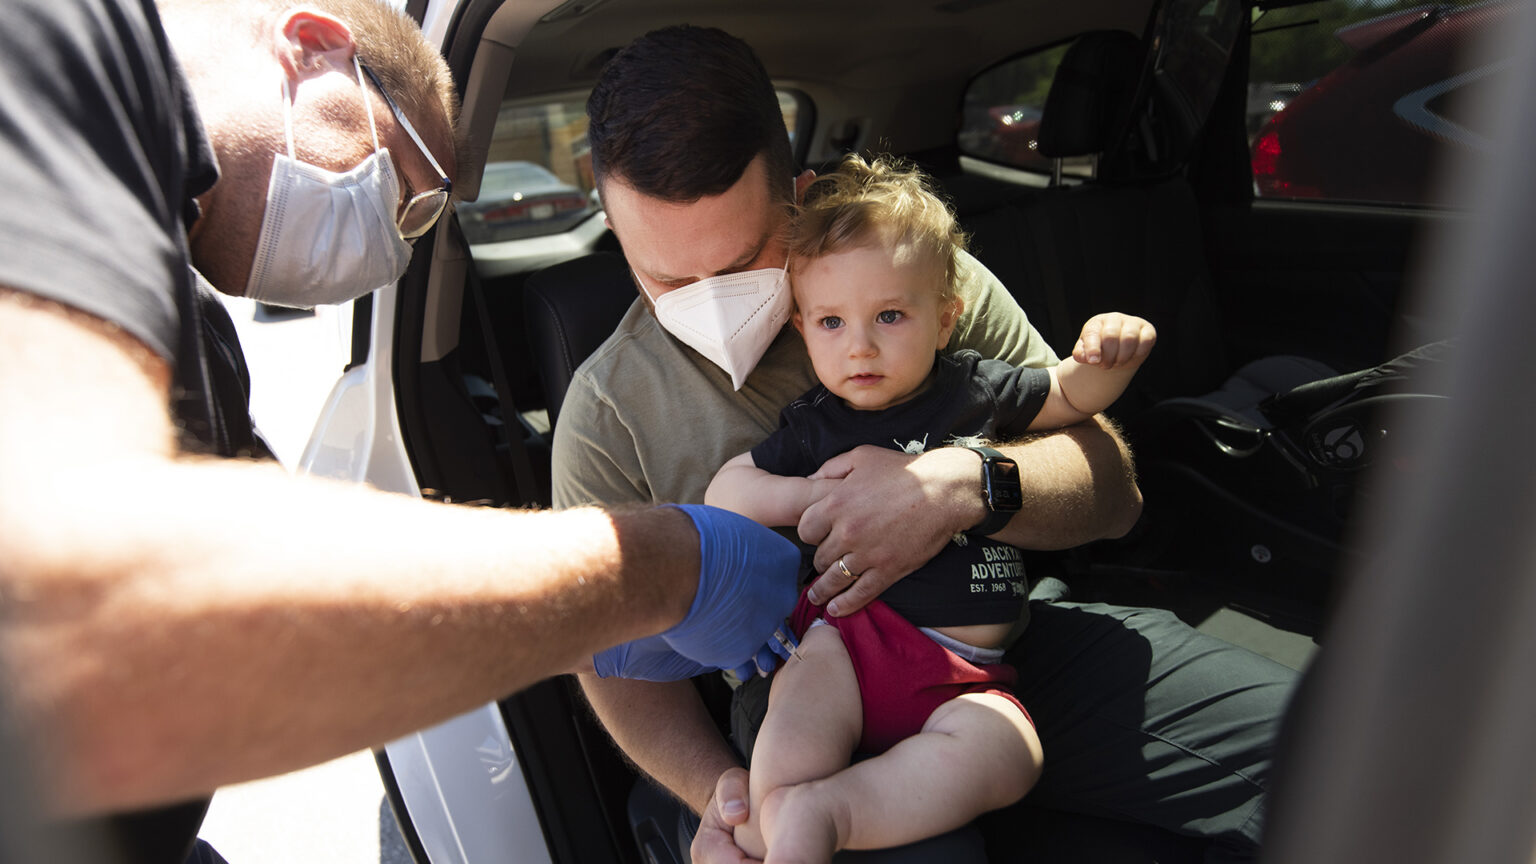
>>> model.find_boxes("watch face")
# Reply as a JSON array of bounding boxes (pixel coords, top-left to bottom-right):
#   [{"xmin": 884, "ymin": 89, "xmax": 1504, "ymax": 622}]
[{"xmin": 985, "ymin": 458, "xmax": 1024, "ymax": 511}]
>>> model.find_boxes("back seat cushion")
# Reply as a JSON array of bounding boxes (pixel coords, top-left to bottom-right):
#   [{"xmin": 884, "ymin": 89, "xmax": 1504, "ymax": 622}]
[{"xmin": 953, "ymin": 175, "xmax": 1228, "ymax": 422}]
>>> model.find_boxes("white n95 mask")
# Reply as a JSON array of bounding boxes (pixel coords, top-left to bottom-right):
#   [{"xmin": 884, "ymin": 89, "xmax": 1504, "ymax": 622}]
[
  {"xmin": 245, "ymin": 57, "xmax": 413, "ymax": 308},
  {"xmin": 638, "ymin": 260, "xmax": 792, "ymax": 390}
]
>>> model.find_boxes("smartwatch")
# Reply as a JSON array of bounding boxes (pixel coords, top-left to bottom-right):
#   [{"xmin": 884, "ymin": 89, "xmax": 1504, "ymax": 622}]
[{"xmin": 963, "ymin": 445, "xmax": 1022, "ymax": 536}]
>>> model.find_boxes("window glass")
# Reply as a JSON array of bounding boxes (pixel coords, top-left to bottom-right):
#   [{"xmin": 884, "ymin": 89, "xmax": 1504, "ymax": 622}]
[
  {"xmin": 1249, "ymin": 0, "xmax": 1509, "ymax": 207},
  {"xmin": 959, "ymin": 44, "xmax": 1094, "ymax": 178},
  {"xmin": 468, "ymin": 91, "xmax": 808, "ymax": 246},
  {"xmin": 1155, "ymin": 0, "xmax": 1243, "ymax": 138},
  {"xmin": 779, "ymin": 90, "xmax": 806, "ymax": 151},
  {"xmin": 466, "ymin": 99, "xmax": 597, "ymax": 246}
]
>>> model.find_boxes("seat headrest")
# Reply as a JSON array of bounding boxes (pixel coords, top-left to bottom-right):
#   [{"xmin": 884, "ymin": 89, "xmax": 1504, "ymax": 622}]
[{"xmin": 1037, "ymin": 30, "xmax": 1145, "ymax": 160}]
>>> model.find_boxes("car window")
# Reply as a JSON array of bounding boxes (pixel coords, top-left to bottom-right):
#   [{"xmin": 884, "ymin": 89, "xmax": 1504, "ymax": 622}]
[
  {"xmin": 779, "ymin": 89, "xmax": 809, "ymax": 153},
  {"xmin": 468, "ymin": 90, "xmax": 808, "ymax": 248},
  {"xmin": 464, "ymin": 98, "xmax": 597, "ymax": 246},
  {"xmin": 959, "ymin": 43, "xmax": 1094, "ymax": 179},
  {"xmin": 1249, "ymin": 0, "xmax": 1510, "ymax": 207}
]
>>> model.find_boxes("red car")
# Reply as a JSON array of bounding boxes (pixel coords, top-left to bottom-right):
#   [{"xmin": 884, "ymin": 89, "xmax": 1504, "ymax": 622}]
[{"xmin": 1251, "ymin": 1, "xmax": 1510, "ymax": 205}]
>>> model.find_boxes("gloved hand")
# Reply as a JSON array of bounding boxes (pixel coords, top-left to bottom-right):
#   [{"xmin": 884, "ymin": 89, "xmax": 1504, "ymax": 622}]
[
  {"xmin": 594, "ymin": 504, "xmax": 800, "ymax": 681},
  {"xmin": 593, "ymin": 633, "xmax": 714, "ymax": 681},
  {"xmin": 591, "ymin": 631, "xmax": 795, "ymax": 682}
]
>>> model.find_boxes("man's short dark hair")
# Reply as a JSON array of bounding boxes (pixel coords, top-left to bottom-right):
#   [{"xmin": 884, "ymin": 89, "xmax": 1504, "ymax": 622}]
[{"xmin": 587, "ymin": 25, "xmax": 795, "ymax": 204}]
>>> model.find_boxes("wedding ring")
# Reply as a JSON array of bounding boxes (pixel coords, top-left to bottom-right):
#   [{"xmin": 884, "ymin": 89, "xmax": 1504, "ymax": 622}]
[{"xmin": 836, "ymin": 557, "xmax": 857, "ymax": 581}]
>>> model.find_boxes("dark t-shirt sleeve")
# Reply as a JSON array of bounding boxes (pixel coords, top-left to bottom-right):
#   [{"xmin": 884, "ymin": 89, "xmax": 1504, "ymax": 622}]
[
  {"xmin": 750, "ymin": 408, "xmax": 820, "ymax": 478},
  {"xmin": 0, "ymin": 0, "xmax": 206, "ymax": 361},
  {"xmin": 976, "ymin": 357, "xmax": 1053, "ymax": 439}
]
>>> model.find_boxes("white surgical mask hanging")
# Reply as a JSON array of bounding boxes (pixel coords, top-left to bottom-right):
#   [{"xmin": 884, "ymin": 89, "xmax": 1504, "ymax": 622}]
[
  {"xmin": 244, "ymin": 56, "xmax": 414, "ymax": 308},
  {"xmin": 637, "ymin": 255, "xmax": 792, "ymax": 390}
]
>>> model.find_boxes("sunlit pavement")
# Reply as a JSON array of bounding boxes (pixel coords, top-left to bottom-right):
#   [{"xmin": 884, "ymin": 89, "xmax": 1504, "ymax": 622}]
[
  {"xmin": 199, "ymin": 750, "xmax": 409, "ymax": 863},
  {"xmin": 199, "ymin": 295, "xmax": 408, "ymax": 863}
]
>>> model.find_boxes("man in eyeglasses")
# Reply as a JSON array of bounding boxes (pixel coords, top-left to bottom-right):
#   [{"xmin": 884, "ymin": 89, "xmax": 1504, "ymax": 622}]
[{"xmin": 0, "ymin": 2, "xmax": 801, "ymax": 862}]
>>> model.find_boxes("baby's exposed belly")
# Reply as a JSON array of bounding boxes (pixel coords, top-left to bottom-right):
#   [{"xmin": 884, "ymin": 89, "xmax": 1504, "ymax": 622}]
[{"xmin": 930, "ymin": 621, "xmax": 1014, "ymax": 651}]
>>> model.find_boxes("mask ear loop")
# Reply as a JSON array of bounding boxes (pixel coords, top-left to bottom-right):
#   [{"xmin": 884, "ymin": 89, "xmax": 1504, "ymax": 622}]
[
  {"xmin": 279, "ymin": 58, "xmax": 381, "ymax": 157},
  {"xmin": 630, "ymin": 268, "xmax": 661, "ymax": 307},
  {"xmin": 352, "ymin": 54, "xmax": 382, "ymax": 153},
  {"xmin": 779, "ymin": 178, "xmax": 796, "ymax": 275},
  {"xmin": 280, "ymin": 77, "xmax": 296, "ymax": 158}
]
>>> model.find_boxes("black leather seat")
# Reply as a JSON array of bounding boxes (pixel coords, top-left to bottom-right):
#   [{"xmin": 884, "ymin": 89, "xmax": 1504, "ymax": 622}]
[
  {"xmin": 960, "ymin": 29, "xmax": 1232, "ymax": 423},
  {"xmin": 522, "ymin": 251, "xmax": 636, "ymax": 431}
]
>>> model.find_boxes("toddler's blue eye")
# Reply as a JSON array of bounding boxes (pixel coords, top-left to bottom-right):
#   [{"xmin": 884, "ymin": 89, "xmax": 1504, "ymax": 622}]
[
  {"xmin": 821, "ymin": 316, "xmax": 844, "ymax": 330},
  {"xmin": 876, "ymin": 310, "xmax": 903, "ymax": 324}
]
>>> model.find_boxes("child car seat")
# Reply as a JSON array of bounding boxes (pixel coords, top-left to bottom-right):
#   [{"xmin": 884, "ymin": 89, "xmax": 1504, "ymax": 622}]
[{"xmin": 1117, "ymin": 342, "xmax": 1452, "ymax": 632}]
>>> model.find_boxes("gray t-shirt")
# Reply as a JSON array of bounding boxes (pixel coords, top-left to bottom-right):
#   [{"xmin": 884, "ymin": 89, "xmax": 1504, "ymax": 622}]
[{"xmin": 552, "ymin": 252, "xmax": 1058, "ymax": 510}]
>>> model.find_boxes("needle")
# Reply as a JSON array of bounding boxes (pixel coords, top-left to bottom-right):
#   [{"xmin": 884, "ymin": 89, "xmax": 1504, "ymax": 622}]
[{"xmin": 772, "ymin": 624, "xmax": 804, "ymax": 663}]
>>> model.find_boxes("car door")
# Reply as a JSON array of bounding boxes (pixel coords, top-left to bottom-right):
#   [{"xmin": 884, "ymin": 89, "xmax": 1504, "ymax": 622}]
[{"xmin": 1205, "ymin": 1, "xmax": 1506, "ymax": 375}]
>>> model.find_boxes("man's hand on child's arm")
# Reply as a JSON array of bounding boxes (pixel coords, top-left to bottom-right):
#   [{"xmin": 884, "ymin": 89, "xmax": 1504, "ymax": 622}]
[
  {"xmin": 800, "ymin": 445, "xmax": 983, "ymax": 615},
  {"xmin": 802, "ymin": 422, "xmax": 1143, "ymax": 614}
]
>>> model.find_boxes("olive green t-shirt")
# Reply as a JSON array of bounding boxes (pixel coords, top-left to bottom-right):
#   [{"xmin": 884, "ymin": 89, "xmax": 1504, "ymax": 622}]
[{"xmin": 551, "ymin": 251, "xmax": 1058, "ymax": 510}]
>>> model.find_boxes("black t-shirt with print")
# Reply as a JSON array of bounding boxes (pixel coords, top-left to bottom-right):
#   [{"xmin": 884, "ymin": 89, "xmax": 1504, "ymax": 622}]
[{"xmin": 752, "ymin": 350, "xmax": 1051, "ymax": 626}]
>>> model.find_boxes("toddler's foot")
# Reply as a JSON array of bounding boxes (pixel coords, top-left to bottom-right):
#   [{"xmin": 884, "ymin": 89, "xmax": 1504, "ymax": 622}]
[{"xmin": 759, "ymin": 783, "xmax": 849, "ymax": 864}]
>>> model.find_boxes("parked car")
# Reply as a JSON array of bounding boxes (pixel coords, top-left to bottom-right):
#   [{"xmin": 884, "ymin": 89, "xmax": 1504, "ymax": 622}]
[
  {"xmin": 1250, "ymin": 0, "xmax": 1512, "ymax": 205},
  {"xmin": 457, "ymin": 160, "xmax": 594, "ymax": 244},
  {"xmin": 277, "ymin": 0, "xmax": 1536, "ymax": 862},
  {"xmin": 960, "ymin": 104, "xmax": 1049, "ymax": 170}
]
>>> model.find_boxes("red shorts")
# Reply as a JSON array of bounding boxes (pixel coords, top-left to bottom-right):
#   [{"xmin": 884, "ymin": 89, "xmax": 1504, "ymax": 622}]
[{"xmin": 789, "ymin": 590, "xmax": 1030, "ymax": 754}]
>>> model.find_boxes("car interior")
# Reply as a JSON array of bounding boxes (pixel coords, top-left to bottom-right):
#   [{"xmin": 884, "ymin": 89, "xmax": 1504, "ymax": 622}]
[{"xmin": 371, "ymin": 0, "xmax": 1479, "ymax": 859}]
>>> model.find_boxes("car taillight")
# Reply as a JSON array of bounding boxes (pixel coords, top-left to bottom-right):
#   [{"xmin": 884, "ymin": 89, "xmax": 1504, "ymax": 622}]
[
  {"xmin": 1252, "ymin": 128, "xmax": 1282, "ymax": 182},
  {"xmin": 486, "ymin": 202, "xmax": 529, "ymax": 220},
  {"xmin": 1251, "ymin": 125, "xmax": 1322, "ymax": 199}
]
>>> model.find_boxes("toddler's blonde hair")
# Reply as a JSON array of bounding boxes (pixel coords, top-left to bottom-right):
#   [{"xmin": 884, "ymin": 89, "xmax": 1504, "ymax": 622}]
[{"xmin": 790, "ymin": 154, "xmax": 969, "ymax": 304}]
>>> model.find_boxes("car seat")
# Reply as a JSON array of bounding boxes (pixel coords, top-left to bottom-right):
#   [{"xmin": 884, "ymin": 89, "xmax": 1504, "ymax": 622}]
[
  {"xmin": 973, "ymin": 25, "xmax": 1408, "ymax": 631},
  {"xmin": 959, "ymin": 28, "xmax": 1234, "ymax": 422},
  {"xmin": 522, "ymin": 251, "xmax": 637, "ymax": 432},
  {"xmin": 1119, "ymin": 340, "xmax": 1452, "ymax": 631}
]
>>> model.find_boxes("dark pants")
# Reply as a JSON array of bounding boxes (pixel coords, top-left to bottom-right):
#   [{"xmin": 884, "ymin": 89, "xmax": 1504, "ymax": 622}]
[{"xmin": 729, "ymin": 600, "xmax": 1296, "ymax": 863}]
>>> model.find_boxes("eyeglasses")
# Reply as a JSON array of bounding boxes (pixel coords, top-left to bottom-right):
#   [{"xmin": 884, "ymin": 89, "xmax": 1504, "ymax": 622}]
[{"xmin": 359, "ymin": 61, "xmax": 452, "ymax": 240}]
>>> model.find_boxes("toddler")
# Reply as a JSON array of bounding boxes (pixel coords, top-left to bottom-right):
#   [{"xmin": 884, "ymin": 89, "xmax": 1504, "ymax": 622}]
[{"xmin": 705, "ymin": 154, "xmax": 1156, "ymax": 862}]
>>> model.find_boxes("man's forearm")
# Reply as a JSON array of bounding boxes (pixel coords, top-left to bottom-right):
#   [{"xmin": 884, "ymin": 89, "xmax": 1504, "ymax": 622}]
[
  {"xmin": 0, "ymin": 292, "xmax": 704, "ymax": 814},
  {"xmin": 982, "ymin": 415, "xmax": 1142, "ymax": 549},
  {"xmin": 578, "ymin": 673, "xmax": 740, "ymax": 812},
  {"xmin": 2, "ymin": 457, "xmax": 699, "ymax": 814}
]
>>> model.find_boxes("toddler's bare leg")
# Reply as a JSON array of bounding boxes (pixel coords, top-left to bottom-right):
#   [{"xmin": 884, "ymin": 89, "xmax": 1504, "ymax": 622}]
[
  {"xmin": 734, "ymin": 624, "xmax": 862, "ymax": 860},
  {"xmin": 762, "ymin": 692, "xmax": 1042, "ymax": 864}
]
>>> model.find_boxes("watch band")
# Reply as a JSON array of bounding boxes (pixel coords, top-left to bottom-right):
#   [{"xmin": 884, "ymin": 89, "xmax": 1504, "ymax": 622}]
[{"xmin": 962, "ymin": 445, "xmax": 1022, "ymax": 536}]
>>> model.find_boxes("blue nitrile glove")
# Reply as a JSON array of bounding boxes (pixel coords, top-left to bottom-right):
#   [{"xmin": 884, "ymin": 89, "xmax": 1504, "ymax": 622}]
[
  {"xmin": 591, "ymin": 630, "xmax": 795, "ymax": 681},
  {"xmin": 664, "ymin": 504, "xmax": 800, "ymax": 675},
  {"xmin": 593, "ymin": 504, "xmax": 800, "ymax": 681},
  {"xmin": 593, "ymin": 633, "xmax": 714, "ymax": 681},
  {"xmin": 730, "ymin": 634, "xmax": 797, "ymax": 683}
]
